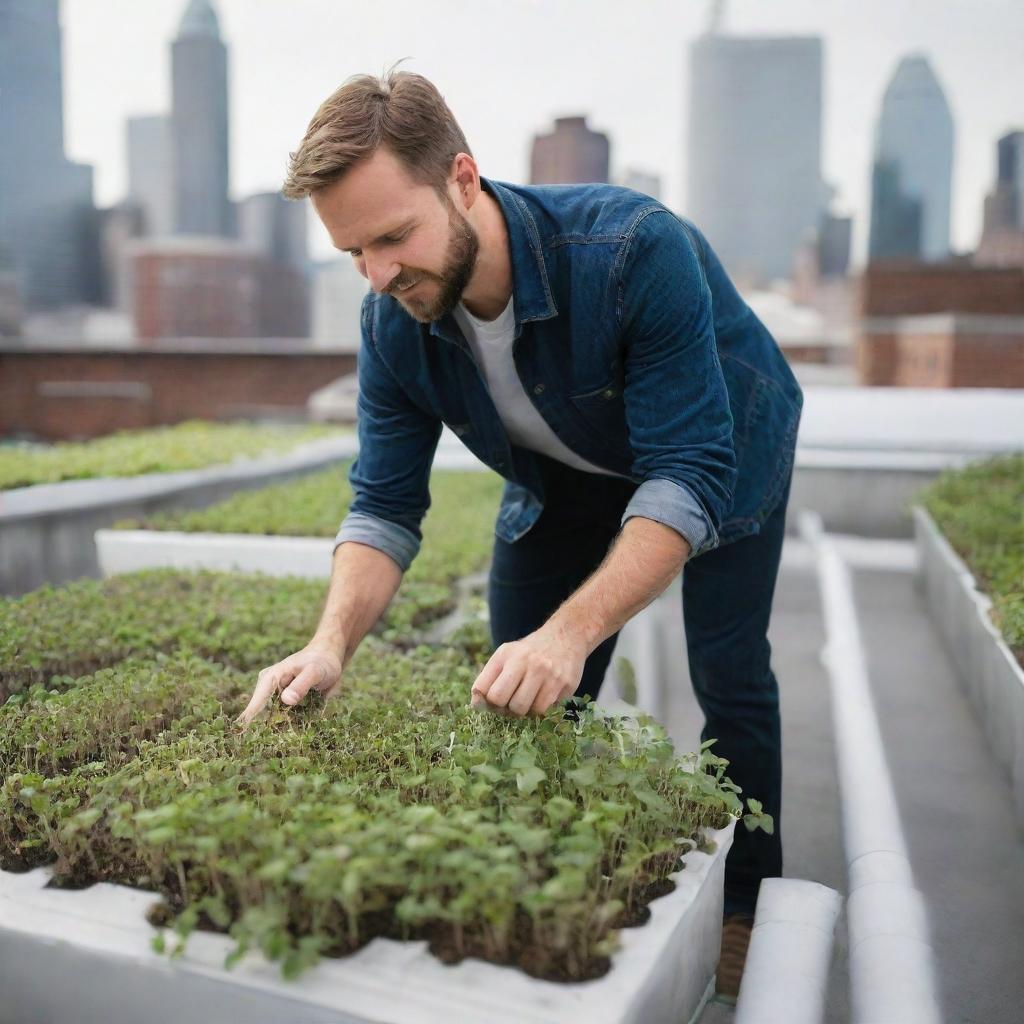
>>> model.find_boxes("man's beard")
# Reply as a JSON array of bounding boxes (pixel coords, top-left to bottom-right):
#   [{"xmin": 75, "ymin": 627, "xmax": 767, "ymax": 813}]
[{"xmin": 387, "ymin": 195, "xmax": 479, "ymax": 323}]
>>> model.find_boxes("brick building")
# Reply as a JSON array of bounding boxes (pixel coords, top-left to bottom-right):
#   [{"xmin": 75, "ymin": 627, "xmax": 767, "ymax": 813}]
[
  {"xmin": 530, "ymin": 116, "xmax": 610, "ymax": 185},
  {"xmin": 857, "ymin": 263, "xmax": 1024, "ymax": 386},
  {"xmin": 127, "ymin": 237, "xmax": 308, "ymax": 340}
]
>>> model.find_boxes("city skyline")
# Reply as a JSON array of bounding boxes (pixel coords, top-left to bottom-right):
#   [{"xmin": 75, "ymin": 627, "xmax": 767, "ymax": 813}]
[{"xmin": 60, "ymin": 0, "xmax": 1024, "ymax": 265}]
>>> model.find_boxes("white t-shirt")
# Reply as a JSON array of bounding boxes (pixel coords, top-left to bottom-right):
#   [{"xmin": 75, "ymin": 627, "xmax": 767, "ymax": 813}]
[{"xmin": 452, "ymin": 296, "xmax": 622, "ymax": 477}]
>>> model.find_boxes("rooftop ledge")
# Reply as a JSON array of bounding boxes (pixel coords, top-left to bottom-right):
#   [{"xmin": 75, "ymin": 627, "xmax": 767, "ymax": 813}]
[{"xmin": 861, "ymin": 313, "xmax": 1024, "ymax": 334}]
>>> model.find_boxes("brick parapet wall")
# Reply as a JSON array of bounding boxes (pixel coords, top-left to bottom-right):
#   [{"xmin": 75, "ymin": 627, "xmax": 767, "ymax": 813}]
[
  {"xmin": 0, "ymin": 348, "xmax": 356, "ymax": 440},
  {"xmin": 859, "ymin": 263, "xmax": 1024, "ymax": 317}
]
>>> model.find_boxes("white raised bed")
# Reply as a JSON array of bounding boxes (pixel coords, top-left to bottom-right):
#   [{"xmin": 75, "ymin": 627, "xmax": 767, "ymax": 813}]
[
  {"xmin": 0, "ymin": 821, "xmax": 733, "ymax": 1024},
  {"xmin": 96, "ymin": 529, "xmax": 337, "ymax": 578},
  {"xmin": 913, "ymin": 505, "xmax": 1024, "ymax": 825},
  {"xmin": 0, "ymin": 433, "xmax": 358, "ymax": 595}
]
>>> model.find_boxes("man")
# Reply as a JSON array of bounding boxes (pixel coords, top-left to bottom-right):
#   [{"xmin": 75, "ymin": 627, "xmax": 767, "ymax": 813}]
[{"xmin": 238, "ymin": 68, "xmax": 802, "ymax": 999}]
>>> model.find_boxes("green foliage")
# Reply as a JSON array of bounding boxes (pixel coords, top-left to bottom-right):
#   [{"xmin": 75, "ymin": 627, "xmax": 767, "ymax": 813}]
[
  {"xmin": 920, "ymin": 453, "xmax": 1024, "ymax": 665},
  {"xmin": 0, "ymin": 571, "xmax": 325, "ymax": 701},
  {"xmin": 1, "ymin": 651, "xmax": 742, "ymax": 981},
  {"xmin": 0, "ymin": 578, "xmax": 751, "ymax": 982},
  {"xmin": 0, "ymin": 568, "xmax": 459, "ymax": 702},
  {"xmin": 0, "ymin": 653, "xmax": 248, "ymax": 780},
  {"xmin": 116, "ymin": 462, "xmax": 359, "ymax": 538},
  {"xmin": 0, "ymin": 420, "xmax": 345, "ymax": 491},
  {"xmin": 115, "ymin": 465, "xmax": 503, "ymax": 586}
]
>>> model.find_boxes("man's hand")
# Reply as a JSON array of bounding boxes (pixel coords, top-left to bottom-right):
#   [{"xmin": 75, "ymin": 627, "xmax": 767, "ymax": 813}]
[
  {"xmin": 470, "ymin": 623, "xmax": 589, "ymax": 718},
  {"xmin": 469, "ymin": 518, "xmax": 690, "ymax": 719},
  {"xmin": 236, "ymin": 642, "xmax": 343, "ymax": 727}
]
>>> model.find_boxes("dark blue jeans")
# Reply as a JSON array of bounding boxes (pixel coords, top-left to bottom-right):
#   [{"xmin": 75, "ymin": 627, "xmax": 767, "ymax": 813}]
[{"xmin": 488, "ymin": 454, "xmax": 790, "ymax": 917}]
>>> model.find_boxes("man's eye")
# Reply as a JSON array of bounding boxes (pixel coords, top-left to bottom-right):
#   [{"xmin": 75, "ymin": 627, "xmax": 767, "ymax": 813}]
[{"xmin": 347, "ymin": 230, "xmax": 408, "ymax": 258}]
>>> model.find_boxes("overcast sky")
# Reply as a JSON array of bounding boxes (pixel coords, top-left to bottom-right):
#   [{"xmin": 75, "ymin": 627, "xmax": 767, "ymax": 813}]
[{"xmin": 62, "ymin": 0, "xmax": 1024, "ymax": 265}]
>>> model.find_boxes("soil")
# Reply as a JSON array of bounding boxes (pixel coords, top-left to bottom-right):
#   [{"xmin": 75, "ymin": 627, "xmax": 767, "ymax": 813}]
[{"xmin": 38, "ymin": 856, "xmax": 694, "ymax": 984}]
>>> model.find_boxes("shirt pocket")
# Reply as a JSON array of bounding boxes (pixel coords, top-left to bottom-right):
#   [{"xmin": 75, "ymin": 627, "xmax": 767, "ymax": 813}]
[{"xmin": 567, "ymin": 366, "xmax": 628, "ymax": 444}]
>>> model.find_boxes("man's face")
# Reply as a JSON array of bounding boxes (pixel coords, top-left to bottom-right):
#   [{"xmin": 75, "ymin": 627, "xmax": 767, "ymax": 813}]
[{"xmin": 312, "ymin": 146, "xmax": 479, "ymax": 324}]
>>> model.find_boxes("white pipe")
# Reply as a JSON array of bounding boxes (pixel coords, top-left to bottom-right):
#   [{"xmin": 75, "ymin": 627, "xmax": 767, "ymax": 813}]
[
  {"xmin": 798, "ymin": 511, "xmax": 942, "ymax": 1024},
  {"xmin": 734, "ymin": 878, "xmax": 842, "ymax": 1024}
]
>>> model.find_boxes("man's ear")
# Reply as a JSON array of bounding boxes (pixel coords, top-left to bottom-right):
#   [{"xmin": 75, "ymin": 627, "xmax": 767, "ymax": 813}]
[{"xmin": 450, "ymin": 153, "xmax": 479, "ymax": 208}]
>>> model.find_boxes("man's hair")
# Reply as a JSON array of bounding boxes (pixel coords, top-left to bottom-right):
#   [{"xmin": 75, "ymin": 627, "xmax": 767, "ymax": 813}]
[{"xmin": 282, "ymin": 63, "xmax": 472, "ymax": 200}]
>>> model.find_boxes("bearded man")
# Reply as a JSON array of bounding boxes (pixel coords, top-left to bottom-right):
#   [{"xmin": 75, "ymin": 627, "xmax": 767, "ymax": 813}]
[{"xmin": 239, "ymin": 68, "xmax": 803, "ymax": 1000}]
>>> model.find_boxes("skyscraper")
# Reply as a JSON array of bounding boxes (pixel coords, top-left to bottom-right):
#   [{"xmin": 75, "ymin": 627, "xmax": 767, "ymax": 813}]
[
  {"xmin": 618, "ymin": 169, "xmax": 662, "ymax": 201},
  {"xmin": 817, "ymin": 213, "xmax": 852, "ymax": 277},
  {"xmin": 869, "ymin": 160, "xmax": 922, "ymax": 261},
  {"xmin": 530, "ymin": 117, "xmax": 610, "ymax": 185},
  {"xmin": 977, "ymin": 130, "xmax": 1024, "ymax": 267},
  {"xmin": 983, "ymin": 131, "xmax": 1024, "ymax": 234},
  {"xmin": 996, "ymin": 131, "xmax": 1024, "ymax": 223},
  {"xmin": 0, "ymin": 0, "xmax": 97, "ymax": 309},
  {"xmin": 238, "ymin": 193, "xmax": 308, "ymax": 270},
  {"xmin": 127, "ymin": 115, "xmax": 174, "ymax": 237},
  {"xmin": 171, "ymin": 0, "xmax": 231, "ymax": 236},
  {"xmin": 238, "ymin": 192, "xmax": 310, "ymax": 336},
  {"xmin": 686, "ymin": 28, "xmax": 824, "ymax": 285},
  {"xmin": 868, "ymin": 55, "xmax": 954, "ymax": 263}
]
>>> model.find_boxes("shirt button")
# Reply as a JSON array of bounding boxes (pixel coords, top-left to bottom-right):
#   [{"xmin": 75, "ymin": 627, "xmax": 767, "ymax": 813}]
[{"xmin": 533, "ymin": 383, "xmax": 545, "ymax": 395}]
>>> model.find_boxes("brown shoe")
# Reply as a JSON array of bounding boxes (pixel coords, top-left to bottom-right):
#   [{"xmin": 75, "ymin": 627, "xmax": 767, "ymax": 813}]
[{"xmin": 715, "ymin": 912, "xmax": 755, "ymax": 1004}]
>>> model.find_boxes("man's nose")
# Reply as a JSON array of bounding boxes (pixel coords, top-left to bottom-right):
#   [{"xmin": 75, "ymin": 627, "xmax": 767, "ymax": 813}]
[{"xmin": 362, "ymin": 253, "xmax": 401, "ymax": 295}]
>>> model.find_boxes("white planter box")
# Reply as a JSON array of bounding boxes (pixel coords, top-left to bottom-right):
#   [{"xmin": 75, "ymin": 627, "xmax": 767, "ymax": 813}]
[
  {"xmin": 913, "ymin": 505, "xmax": 1024, "ymax": 825},
  {"xmin": 96, "ymin": 528, "xmax": 337, "ymax": 579},
  {"xmin": 0, "ymin": 822, "xmax": 733, "ymax": 1024}
]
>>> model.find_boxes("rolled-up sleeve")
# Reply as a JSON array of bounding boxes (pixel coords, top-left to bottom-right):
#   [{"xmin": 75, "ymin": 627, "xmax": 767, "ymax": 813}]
[
  {"xmin": 617, "ymin": 210, "xmax": 737, "ymax": 559},
  {"xmin": 334, "ymin": 294, "xmax": 442, "ymax": 572}
]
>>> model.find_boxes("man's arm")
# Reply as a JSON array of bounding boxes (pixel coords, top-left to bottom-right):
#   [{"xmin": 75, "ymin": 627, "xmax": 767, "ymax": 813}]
[
  {"xmin": 471, "ymin": 517, "xmax": 689, "ymax": 717},
  {"xmin": 307, "ymin": 542, "xmax": 403, "ymax": 666},
  {"xmin": 236, "ymin": 540, "xmax": 402, "ymax": 725},
  {"xmin": 238, "ymin": 293, "xmax": 439, "ymax": 725},
  {"xmin": 616, "ymin": 208, "xmax": 736, "ymax": 558}
]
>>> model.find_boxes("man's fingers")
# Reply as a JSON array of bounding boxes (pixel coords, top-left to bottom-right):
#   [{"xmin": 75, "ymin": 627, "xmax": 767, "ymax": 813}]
[
  {"xmin": 280, "ymin": 661, "xmax": 325, "ymax": 706},
  {"xmin": 236, "ymin": 667, "xmax": 285, "ymax": 727},
  {"xmin": 470, "ymin": 647, "xmax": 507, "ymax": 707},
  {"xmin": 236, "ymin": 648, "xmax": 345, "ymax": 728},
  {"xmin": 481, "ymin": 661, "xmax": 524, "ymax": 710},
  {"xmin": 528, "ymin": 680, "xmax": 561, "ymax": 717},
  {"xmin": 507, "ymin": 669, "xmax": 544, "ymax": 718}
]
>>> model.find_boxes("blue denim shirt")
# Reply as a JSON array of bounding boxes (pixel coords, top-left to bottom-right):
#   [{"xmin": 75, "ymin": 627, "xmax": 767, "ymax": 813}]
[{"xmin": 336, "ymin": 176, "xmax": 803, "ymax": 570}]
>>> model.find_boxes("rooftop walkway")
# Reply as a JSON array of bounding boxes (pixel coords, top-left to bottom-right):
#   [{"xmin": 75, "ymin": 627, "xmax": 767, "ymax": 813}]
[{"xmin": 659, "ymin": 539, "xmax": 1024, "ymax": 1023}]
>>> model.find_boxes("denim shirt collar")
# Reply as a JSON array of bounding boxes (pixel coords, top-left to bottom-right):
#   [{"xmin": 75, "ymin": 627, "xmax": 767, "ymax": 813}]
[{"xmin": 427, "ymin": 176, "xmax": 559, "ymax": 347}]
